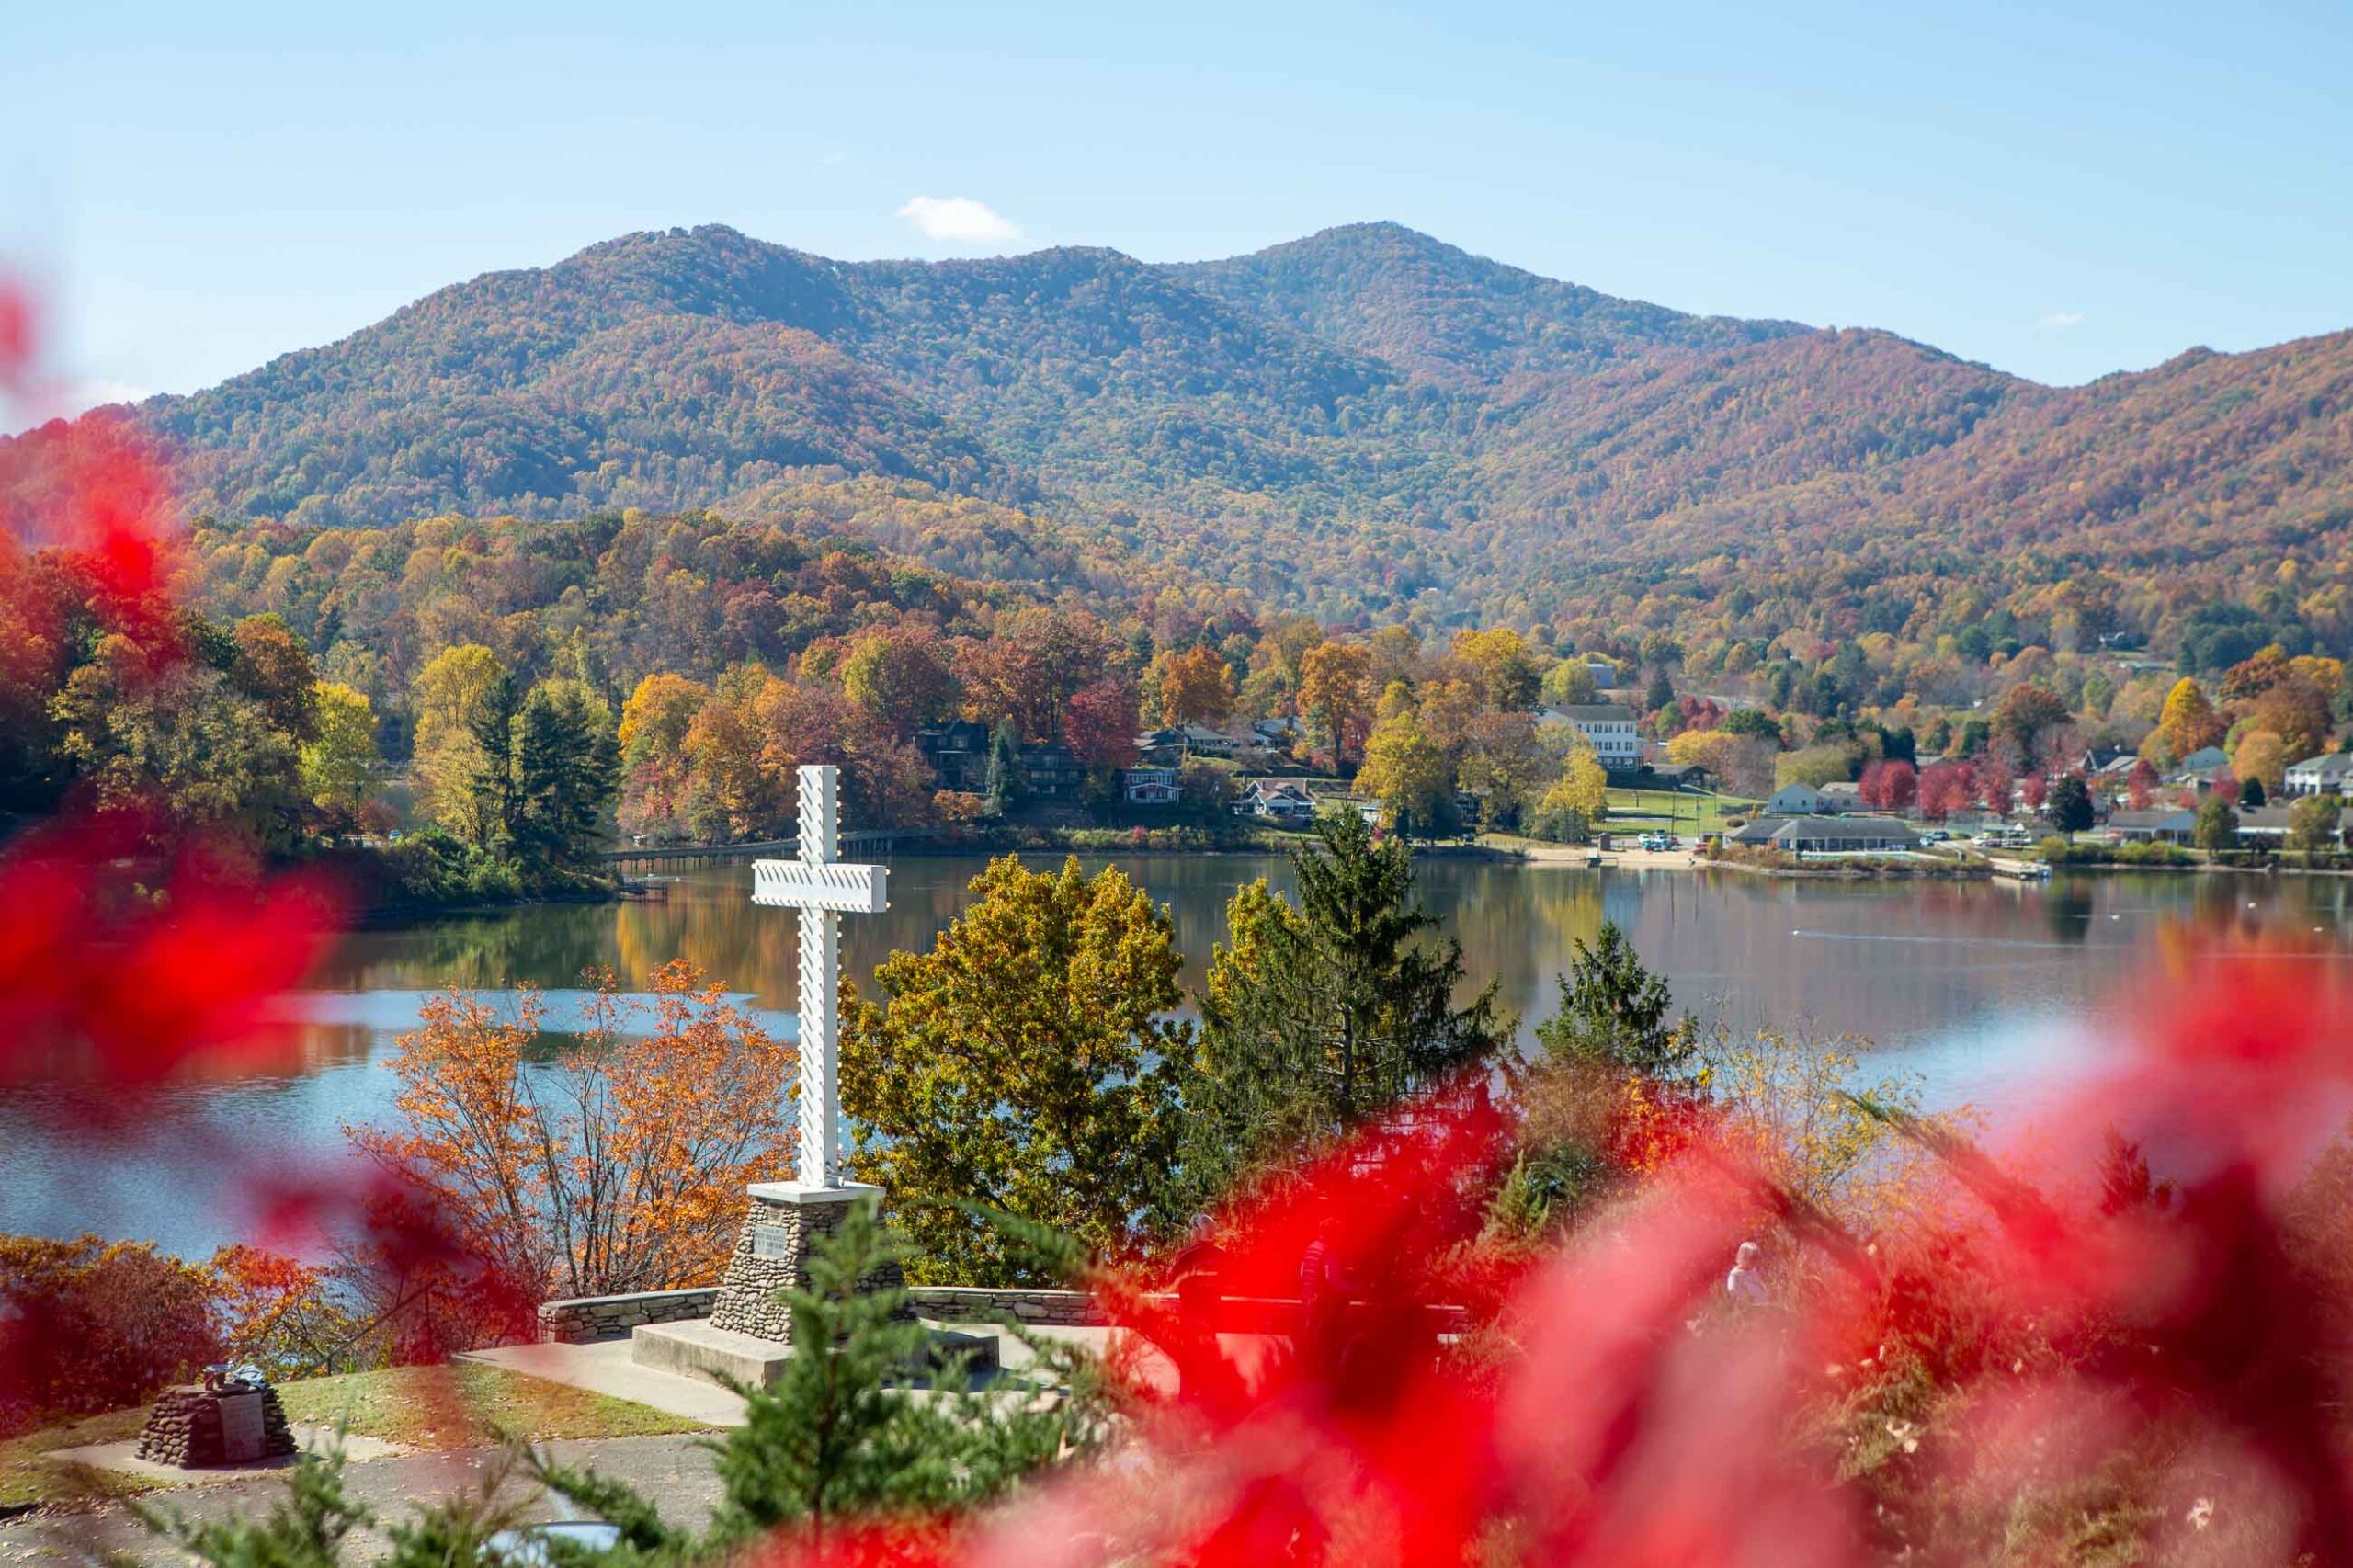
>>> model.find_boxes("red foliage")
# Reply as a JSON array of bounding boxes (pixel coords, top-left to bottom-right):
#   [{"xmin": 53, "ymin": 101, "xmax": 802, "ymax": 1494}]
[{"xmin": 1859, "ymin": 757, "xmax": 1916, "ymax": 811}]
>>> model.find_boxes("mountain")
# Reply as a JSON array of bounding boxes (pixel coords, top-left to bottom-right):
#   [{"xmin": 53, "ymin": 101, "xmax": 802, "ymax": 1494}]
[{"xmin": 63, "ymin": 222, "xmax": 2353, "ymax": 640}]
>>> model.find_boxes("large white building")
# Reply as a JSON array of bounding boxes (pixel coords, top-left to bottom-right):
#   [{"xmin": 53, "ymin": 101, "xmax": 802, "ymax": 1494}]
[
  {"xmin": 2285, "ymin": 752, "xmax": 2353, "ymax": 797},
  {"xmin": 1537, "ymin": 704, "xmax": 1643, "ymax": 772}
]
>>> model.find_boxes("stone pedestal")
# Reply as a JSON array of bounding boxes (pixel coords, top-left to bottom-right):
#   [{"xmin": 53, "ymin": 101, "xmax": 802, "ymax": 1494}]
[
  {"xmin": 136, "ymin": 1384, "xmax": 296, "ymax": 1468},
  {"xmin": 703, "ymin": 1181, "xmax": 906, "ymax": 1344}
]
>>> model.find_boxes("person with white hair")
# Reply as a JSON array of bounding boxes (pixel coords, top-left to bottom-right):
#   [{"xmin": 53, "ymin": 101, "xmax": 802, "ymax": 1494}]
[{"xmin": 1726, "ymin": 1240, "xmax": 1767, "ymax": 1304}]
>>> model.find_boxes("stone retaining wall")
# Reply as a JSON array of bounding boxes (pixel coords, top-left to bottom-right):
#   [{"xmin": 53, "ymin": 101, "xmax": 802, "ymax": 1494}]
[
  {"xmin": 904, "ymin": 1287, "xmax": 1109, "ymax": 1326},
  {"xmin": 538, "ymin": 1287, "xmax": 721, "ymax": 1344},
  {"xmin": 540, "ymin": 1284, "xmax": 1466, "ymax": 1343}
]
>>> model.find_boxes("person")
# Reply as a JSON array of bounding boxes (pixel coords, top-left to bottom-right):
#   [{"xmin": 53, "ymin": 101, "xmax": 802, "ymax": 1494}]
[
  {"xmin": 1300, "ymin": 1217, "xmax": 1350, "ymax": 1346},
  {"xmin": 1725, "ymin": 1240, "xmax": 1767, "ymax": 1305}
]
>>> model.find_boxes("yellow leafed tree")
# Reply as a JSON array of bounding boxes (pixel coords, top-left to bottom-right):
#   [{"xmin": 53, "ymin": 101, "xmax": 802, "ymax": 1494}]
[{"xmin": 347, "ymin": 960, "xmax": 795, "ymax": 1308}]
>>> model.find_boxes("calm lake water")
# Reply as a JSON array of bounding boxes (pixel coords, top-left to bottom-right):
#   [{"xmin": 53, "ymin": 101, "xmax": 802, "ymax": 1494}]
[{"xmin": 7, "ymin": 853, "xmax": 2350, "ymax": 1256}]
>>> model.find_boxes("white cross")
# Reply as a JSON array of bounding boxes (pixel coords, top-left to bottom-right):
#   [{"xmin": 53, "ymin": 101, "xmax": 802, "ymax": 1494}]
[{"xmin": 751, "ymin": 766, "xmax": 888, "ymax": 1188}]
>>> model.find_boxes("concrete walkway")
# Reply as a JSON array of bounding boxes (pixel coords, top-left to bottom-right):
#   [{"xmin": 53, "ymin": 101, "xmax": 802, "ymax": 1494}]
[
  {"xmin": 460, "ymin": 1340, "xmax": 751, "ymax": 1426},
  {"xmin": 0, "ymin": 1434, "xmax": 722, "ymax": 1566}
]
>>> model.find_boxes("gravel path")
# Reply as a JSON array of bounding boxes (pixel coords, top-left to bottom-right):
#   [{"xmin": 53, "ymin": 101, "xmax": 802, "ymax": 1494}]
[{"xmin": 0, "ymin": 1434, "xmax": 722, "ymax": 1565}]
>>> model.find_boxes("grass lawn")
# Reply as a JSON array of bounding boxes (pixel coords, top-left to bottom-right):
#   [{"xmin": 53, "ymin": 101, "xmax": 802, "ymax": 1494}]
[
  {"xmin": 3, "ymin": 1364, "xmax": 706, "ymax": 1513},
  {"xmin": 1602, "ymin": 788, "xmax": 1758, "ymax": 835}
]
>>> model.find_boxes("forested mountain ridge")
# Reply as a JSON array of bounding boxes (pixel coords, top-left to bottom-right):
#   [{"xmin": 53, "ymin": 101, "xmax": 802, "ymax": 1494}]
[
  {"xmin": 1173, "ymin": 220, "xmax": 1808, "ymax": 385},
  {"xmin": 42, "ymin": 221, "xmax": 2353, "ymax": 651}
]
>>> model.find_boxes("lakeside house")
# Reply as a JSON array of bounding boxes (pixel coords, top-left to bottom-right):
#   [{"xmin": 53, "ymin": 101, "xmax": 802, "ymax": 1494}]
[
  {"xmin": 2285, "ymin": 752, "xmax": 2353, "ymax": 797},
  {"xmin": 1235, "ymin": 778, "xmax": 1317, "ymax": 824},
  {"xmin": 915, "ymin": 720, "xmax": 992, "ymax": 791},
  {"xmin": 1250, "ymin": 716, "xmax": 1302, "ymax": 749},
  {"xmin": 1764, "ymin": 779, "xmax": 1863, "ymax": 816},
  {"xmin": 2231, "ymin": 804, "xmax": 2351, "ymax": 846},
  {"xmin": 1017, "ymin": 742, "xmax": 1083, "ymax": 801},
  {"xmin": 1120, "ymin": 766, "xmax": 1181, "ymax": 806},
  {"xmin": 1535, "ymin": 703, "xmax": 1643, "ymax": 773},
  {"xmin": 1766, "ymin": 781, "xmax": 1831, "ymax": 815},
  {"xmin": 1727, "ymin": 815, "xmax": 1922, "ymax": 853},
  {"xmin": 911, "ymin": 722, "xmax": 1082, "ymax": 799},
  {"xmin": 2105, "ymin": 808, "xmax": 2197, "ymax": 843},
  {"xmin": 2165, "ymin": 747, "xmax": 2232, "ymax": 792},
  {"xmin": 2076, "ymin": 746, "xmax": 2139, "ymax": 778},
  {"xmin": 1137, "ymin": 723, "xmax": 1238, "ymax": 761}
]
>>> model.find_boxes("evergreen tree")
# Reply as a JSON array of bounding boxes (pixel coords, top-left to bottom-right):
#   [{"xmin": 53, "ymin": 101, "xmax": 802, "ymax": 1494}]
[
  {"xmin": 2239, "ymin": 773, "xmax": 2268, "ymax": 808},
  {"xmin": 513, "ymin": 678, "xmax": 620, "ymax": 874},
  {"xmin": 1643, "ymin": 665, "xmax": 1675, "ymax": 715},
  {"xmin": 2046, "ymin": 773, "xmax": 2096, "ymax": 835},
  {"xmin": 1184, "ymin": 811, "xmax": 1509, "ymax": 1206},
  {"xmin": 464, "ymin": 671, "xmax": 523, "ymax": 854},
  {"xmin": 1535, "ymin": 920, "xmax": 1689, "ymax": 1080},
  {"xmin": 984, "ymin": 718, "xmax": 1025, "ymax": 816}
]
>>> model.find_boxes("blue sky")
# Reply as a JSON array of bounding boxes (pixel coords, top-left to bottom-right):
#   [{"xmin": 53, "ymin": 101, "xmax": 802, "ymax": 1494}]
[{"xmin": 4, "ymin": 0, "xmax": 2347, "ymax": 416}]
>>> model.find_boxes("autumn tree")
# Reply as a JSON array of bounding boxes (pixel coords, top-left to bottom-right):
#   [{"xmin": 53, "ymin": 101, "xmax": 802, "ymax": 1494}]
[
  {"xmin": 1157, "ymin": 643, "xmax": 1236, "ymax": 729},
  {"xmin": 957, "ymin": 608, "xmax": 1118, "ymax": 743},
  {"xmin": 2157, "ymin": 677, "xmax": 2225, "ymax": 763},
  {"xmin": 299, "ymin": 681, "xmax": 380, "ymax": 822},
  {"xmin": 230, "ymin": 614, "xmax": 321, "ymax": 744},
  {"xmin": 1992, "ymin": 682, "xmax": 2069, "ymax": 765},
  {"xmin": 1357, "ymin": 709, "xmax": 1451, "ymax": 833},
  {"xmin": 348, "ymin": 962, "xmax": 795, "ymax": 1315},
  {"xmin": 1457, "ymin": 712, "xmax": 1550, "ymax": 828},
  {"xmin": 2193, "ymin": 796, "xmax": 2240, "ymax": 852},
  {"xmin": 1537, "ymin": 747, "xmax": 1609, "ymax": 824},
  {"xmin": 838, "ymin": 858, "xmax": 1191, "ymax": 1282},
  {"xmin": 49, "ymin": 631, "xmax": 304, "ymax": 850},
  {"xmin": 1452, "ymin": 628, "xmax": 1542, "ymax": 711},
  {"xmin": 1540, "ymin": 658, "xmax": 1598, "ymax": 708},
  {"xmin": 1063, "ymin": 673, "xmax": 1142, "ymax": 774},
  {"xmin": 842, "ymin": 628, "xmax": 958, "ymax": 734},
  {"xmin": 1297, "ymin": 641, "xmax": 1373, "ymax": 767},
  {"xmin": 1182, "ymin": 812, "xmax": 1508, "ymax": 1206},
  {"xmin": 410, "ymin": 643, "xmax": 506, "ymax": 840},
  {"xmin": 618, "ymin": 672, "xmax": 714, "ymax": 840},
  {"xmin": 2234, "ymin": 730, "xmax": 2290, "ymax": 796}
]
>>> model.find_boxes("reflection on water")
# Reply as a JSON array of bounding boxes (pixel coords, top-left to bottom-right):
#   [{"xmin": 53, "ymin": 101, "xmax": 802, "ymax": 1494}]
[{"xmin": 5, "ymin": 854, "xmax": 2347, "ymax": 1256}]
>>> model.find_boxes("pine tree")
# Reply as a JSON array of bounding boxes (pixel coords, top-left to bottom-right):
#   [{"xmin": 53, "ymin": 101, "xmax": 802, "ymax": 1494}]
[
  {"xmin": 1535, "ymin": 920, "xmax": 1689, "ymax": 1080},
  {"xmin": 1184, "ymin": 811, "xmax": 1509, "ymax": 1206},
  {"xmin": 2046, "ymin": 773, "xmax": 2096, "ymax": 835},
  {"xmin": 984, "ymin": 718, "xmax": 1024, "ymax": 816},
  {"xmin": 464, "ymin": 671, "xmax": 523, "ymax": 854},
  {"xmin": 513, "ymin": 678, "xmax": 619, "ymax": 875}
]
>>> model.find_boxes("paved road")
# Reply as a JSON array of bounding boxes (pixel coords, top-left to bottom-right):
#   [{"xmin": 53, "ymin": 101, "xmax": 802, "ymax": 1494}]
[{"xmin": 0, "ymin": 1435, "xmax": 722, "ymax": 1565}]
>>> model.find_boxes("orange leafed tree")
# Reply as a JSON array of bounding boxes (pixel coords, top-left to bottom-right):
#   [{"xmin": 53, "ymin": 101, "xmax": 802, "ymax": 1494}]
[{"xmin": 349, "ymin": 960, "xmax": 795, "ymax": 1308}]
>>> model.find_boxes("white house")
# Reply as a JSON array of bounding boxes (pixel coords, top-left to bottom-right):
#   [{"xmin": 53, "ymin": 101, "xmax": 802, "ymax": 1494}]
[
  {"xmin": 1766, "ymin": 781, "xmax": 1825, "ymax": 815},
  {"xmin": 2285, "ymin": 752, "xmax": 2353, "ymax": 797},
  {"xmin": 1537, "ymin": 704, "xmax": 1643, "ymax": 772},
  {"xmin": 1235, "ymin": 778, "xmax": 1317, "ymax": 824}
]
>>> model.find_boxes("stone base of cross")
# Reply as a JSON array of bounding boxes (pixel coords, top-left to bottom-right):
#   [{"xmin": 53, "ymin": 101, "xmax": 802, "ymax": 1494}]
[{"xmin": 706, "ymin": 765, "xmax": 903, "ymax": 1345}]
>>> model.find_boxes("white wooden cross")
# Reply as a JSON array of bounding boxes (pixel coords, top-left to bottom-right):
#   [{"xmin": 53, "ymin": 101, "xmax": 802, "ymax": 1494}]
[{"xmin": 751, "ymin": 766, "xmax": 888, "ymax": 1188}]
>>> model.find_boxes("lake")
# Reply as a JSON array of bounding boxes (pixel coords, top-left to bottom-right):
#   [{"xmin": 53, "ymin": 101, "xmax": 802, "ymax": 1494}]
[{"xmin": 6, "ymin": 853, "xmax": 2348, "ymax": 1256}]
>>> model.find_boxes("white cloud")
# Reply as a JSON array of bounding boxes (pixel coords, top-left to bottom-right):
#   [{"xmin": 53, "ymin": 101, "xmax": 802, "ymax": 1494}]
[
  {"xmin": 897, "ymin": 196, "xmax": 1021, "ymax": 245},
  {"xmin": 4, "ymin": 376, "xmax": 152, "ymax": 434},
  {"xmin": 2038, "ymin": 311, "xmax": 2086, "ymax": 330}
]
